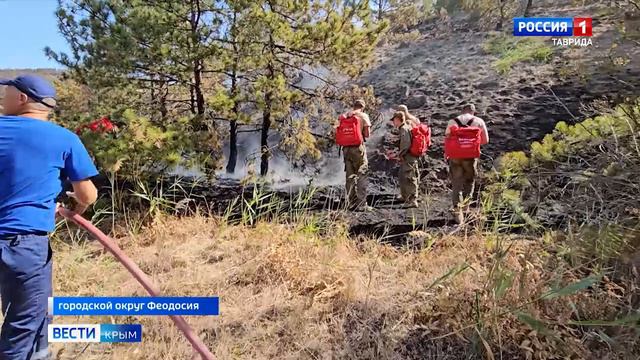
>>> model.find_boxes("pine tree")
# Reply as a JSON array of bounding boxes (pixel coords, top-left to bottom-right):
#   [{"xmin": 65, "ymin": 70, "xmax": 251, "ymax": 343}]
[
  {"xmin": 48, "ymin": 0, "xmax": 386, "ymax": 178},
  {"xmin": 237, "ymin": 0, "xmax": 386, "ymax": 176},
  {"xmin": 48, "ymin": 0, "xmax": 227, "ymax": 123},
  {"xmin": 48, "ymin": 0, "xmax": 231, "ymax": 173}
]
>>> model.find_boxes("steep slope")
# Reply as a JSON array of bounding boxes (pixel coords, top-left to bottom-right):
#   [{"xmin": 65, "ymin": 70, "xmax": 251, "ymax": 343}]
[{"xmin": 361, "ymin": 2, "xmax": 639, "ymax": 178}]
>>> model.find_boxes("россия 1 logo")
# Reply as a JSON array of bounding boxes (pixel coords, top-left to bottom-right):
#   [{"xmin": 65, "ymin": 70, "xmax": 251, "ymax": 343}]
[{"xmin": 513, "ymin": 17, "xmax": 593, "ymax": 47}]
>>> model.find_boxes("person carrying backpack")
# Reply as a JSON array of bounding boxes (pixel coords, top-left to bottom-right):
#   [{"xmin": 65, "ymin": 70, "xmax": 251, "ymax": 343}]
[
  {"xmin": 444, "ymin": 104, "xmax": 489, "ymax": 223},
  {"xmin": 388, "ymin": 111, "xmax": 430, "ymax": 208},
  {"xmin": 336, "ymin": 99, "xmax": 371, "ymax": 210},
  {"xmin": 396, "ymin": 104, "xmax": 420, "ymax": 127}
]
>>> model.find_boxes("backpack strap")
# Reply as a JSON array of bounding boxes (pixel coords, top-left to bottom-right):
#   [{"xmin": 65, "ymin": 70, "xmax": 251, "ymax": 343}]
[{"xmin": 454, "ymin": 116, "xmax": 473, "ymax": 127}]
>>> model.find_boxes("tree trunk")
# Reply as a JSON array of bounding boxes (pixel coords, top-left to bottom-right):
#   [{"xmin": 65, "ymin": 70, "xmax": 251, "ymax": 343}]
[
  {"xmin": 189, "ymin": 85, "xmax": 196, "ymax": 114},
  {"xmin": 226, "ymin": 9, "xmax": 240, "ymax": 174},
  {"xmin": 159, "ymin": 82, "xmax": 168, "ymax": 121},
  {"xmin": 227, "ymin": 119, "xmax": 238, "ymax": 173},
  {"xmin": 260, "ymin": 37, "xmax": 276, "ymax": 177},
  {"xmin": 193, "ymin": 60, "xmax": 205, "ymax": 116},
  {"xmin": 496, "ymin": 0, "xmax": 505, "ymax": 30},
  {"xmin": 189, "ymin": 0, "xmax": 206, "ymax": 126},
  {"xmin": 260, "ymin": 92, "xmax": 272, "ymax": 177},
  {"xmin": 188, "ymin": 0, "xmax": 200, "ymax": 115},
  {"xmin": 524, "ymin": 0, "xmax": 533, "ymax": 17},
  {"xmin": 377, "ymin": 1, "xmax": 384, "ymax": 21}
]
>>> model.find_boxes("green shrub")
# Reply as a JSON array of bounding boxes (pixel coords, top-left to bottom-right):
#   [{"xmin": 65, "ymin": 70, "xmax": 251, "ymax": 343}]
[
  {"xmin": 527, "ymin": 101, "xmax": 640, "ymax": 163},
  {"xmin": 75, "ymin": 109, "xmax": 216, "ymax": 179},
  {"xmin": 488, "ymin": 100, "xmax": 640, "ymax": 231},
  {"xmin": 483, "ymin": 34, "xmax": 553, "ymax": 74},
  {"xmin": 497, "ymin": 151, "xmax": 529, "ymax": 174}
]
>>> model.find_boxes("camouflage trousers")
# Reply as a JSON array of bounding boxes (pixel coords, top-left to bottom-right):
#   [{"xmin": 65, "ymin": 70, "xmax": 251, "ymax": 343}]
[
  {"xmin": 344, "ymin": 145, "xmax": 368, "ymax": 207},
  {"xmin": 449, "ymin": 158, "xmax": 478, "ymax": 209},
  {"xmin": 399, "ymin": 155, "xmax": 419, "ymax": 206}
]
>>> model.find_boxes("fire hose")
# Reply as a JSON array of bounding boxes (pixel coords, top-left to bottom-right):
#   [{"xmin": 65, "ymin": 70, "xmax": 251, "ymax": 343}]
[{"xmin": 56, "ymin": 208, "xmax": 215, "ymax": 360}]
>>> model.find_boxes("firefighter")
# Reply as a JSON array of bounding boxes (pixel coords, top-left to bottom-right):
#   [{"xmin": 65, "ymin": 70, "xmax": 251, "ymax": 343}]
[
  {"xmin": 445, "ymin": 104, "xmax": 489, "ymax": 223},
  {"xmin": 397, "ymin": 104, "xmax": 420, "ymax": 126},
  {"xmin": 337, "ymin": 99, "xmax": 371, "ymax": 210},
  {"xmin": 389, "ymin": 111, "xmax": 419, "ymax": 208}
]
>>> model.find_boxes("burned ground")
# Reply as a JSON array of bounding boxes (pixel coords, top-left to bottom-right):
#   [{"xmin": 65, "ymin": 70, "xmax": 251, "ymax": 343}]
[{"xmin": 93, "ymin": 2, "xmax": 640, "ymax": 245}]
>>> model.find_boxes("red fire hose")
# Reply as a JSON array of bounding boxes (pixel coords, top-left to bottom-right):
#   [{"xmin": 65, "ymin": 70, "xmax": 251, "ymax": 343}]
[{"xmin": 57, "ymin": 208, "xmax": 215, "ymax": 360}]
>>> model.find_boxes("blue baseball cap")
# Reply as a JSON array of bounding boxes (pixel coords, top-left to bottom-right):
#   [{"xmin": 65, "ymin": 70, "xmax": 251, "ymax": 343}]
[{"xmin": 0, "ymin": 74, "xmax": 57, "ymax": 108}]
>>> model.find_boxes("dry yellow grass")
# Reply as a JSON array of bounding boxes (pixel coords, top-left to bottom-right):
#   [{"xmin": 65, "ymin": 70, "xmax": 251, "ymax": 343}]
[{"xmin": 41, "ymin": 215, "xmax": 638, "ymax": 360}]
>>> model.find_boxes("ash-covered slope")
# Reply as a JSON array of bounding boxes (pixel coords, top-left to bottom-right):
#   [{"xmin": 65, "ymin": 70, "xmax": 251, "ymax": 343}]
[
  {"xmin": 360, "ymin": 1, "xmax": 640, "ymax": 184},
  {"xmin": 93, "ymin": 2, "xmax": 639, "ymax": 242}
]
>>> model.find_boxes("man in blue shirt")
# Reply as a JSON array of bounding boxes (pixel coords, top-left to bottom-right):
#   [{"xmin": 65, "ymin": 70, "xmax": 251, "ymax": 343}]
[{"xmin": 0, "ymin": 75, "xmax": 98, "ymax": 360}]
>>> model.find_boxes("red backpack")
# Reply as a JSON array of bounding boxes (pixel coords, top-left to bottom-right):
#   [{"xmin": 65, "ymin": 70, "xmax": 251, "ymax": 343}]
[
  {"xmin": 76, "ymin": 117, "xmax": 115, "ymax": 135},
  {"xmin": 335, "ymin": 113, "xmax": 364, "ymax": 147},
  {"xmin": 409, "ymin": 123, "xmax": 431, "ymax": 157},
  {"xmin": 444, "ymin": 117, "xmax": 482, "ymax": 159}
]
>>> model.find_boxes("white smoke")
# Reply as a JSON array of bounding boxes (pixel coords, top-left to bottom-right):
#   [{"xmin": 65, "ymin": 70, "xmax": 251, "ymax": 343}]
[
  {"xmin": 187, "ymin": 67, "xmax": 397, "ymax": 190},
  {"xmin": 214, "ymin": 131, "xmax": 347, "ymax": 190}
]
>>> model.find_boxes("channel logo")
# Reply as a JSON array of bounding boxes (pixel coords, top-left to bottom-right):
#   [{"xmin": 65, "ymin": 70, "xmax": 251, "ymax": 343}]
[
  {"xmin": 48, "ymin": 324, "xmax": 142, "ymax": 343},
  {"xmin": 513, "ymin": 17, "xmax": 592, "ymax": 37}
]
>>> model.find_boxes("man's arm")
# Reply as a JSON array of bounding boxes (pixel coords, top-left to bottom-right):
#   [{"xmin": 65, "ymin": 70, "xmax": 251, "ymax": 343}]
[
  {"xmin": 64, "ymin": 135, "xmax": 100, "ymax": 214},
  {"xmin": 69, "ymin": 180, "xmax": 98, "ymax": 214},
  {"xmin": 360, "ymin": 113, "xmax": 371, "ymax": 139},
  {"xmin": 445, "ymin": 120, "xmax": 455, "ymax": 136},
  {"xmin": 479, "ymin": 119, "xmax": 489, "ymax": 145},
  {"xmin": 363, "ymin": 125, "xmax": 370, "ymax": 139},
  {"xmin": 398, "ymin": 128, "xmax": 411, "ymax": 158}
]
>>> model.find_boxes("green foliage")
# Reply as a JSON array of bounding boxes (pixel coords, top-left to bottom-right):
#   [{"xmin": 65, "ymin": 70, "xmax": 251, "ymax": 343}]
[
  {"xmin": 376, "ymin": 0, "xmax": 431, "ymax": 34},
  {"xmin": 50, "ymin": 0, "xmax": 386, "ymax": 177},
  {"xmin": 483, "ymin": 35, "xmax": 553, "ymax": 74},
  {"xmin": 530, "ymin": 102, "xmax": 640, "ymax": 163},
  {"xmin": 541, "ymin": 274, "xmax": 602, "ymax": 300},
  {"xmin": 566, "ymin": 225, "xmax": 639, "ymax": 267},
  {"xmin": 372, "ymin": 0, "xmax": 433, "ymax": 24},
  {"xmin": 497, "ymin": 151, "xmax": 529, "ymax": 174},
  {"xmin": 76, "ymin": 110, "xmax": 215, "ymax": 178},
  {"xmin": 484, "ymin": 100, "xmax": 640, "ymax": 235},
  {"xmin": 491, "ymin": 101, "xmax": 640, "ymax": 168},
  {"xmin": 426, "ymin": 262, "xmax": 471, "ymax": 290},
  {"xmin": 279, "ymin": 117, "xmax": 322, "ymax": 161}
]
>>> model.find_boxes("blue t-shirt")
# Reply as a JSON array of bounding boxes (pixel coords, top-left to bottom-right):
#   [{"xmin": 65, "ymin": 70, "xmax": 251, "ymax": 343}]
[{"xmin": 0, "ymin": 116, "xmax": 98, "ymax": 236}]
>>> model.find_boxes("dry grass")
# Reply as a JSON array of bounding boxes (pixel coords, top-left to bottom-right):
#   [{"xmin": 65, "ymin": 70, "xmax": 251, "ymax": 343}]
[{"xmin": 44, "ymin": 214, "xmax": 639, "ymax": 360}]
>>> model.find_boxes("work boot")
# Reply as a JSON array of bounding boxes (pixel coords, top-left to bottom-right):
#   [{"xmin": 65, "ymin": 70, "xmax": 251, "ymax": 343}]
[
  {"xmin": 451, "ymin": 208, "xmax": 464, "ymax": 224},
  {"xmin": 357, "ymin": 204, "xmax": 375, "ymax": 212},
  {"xmin": 403, "ymin": 201, "xmax": 419, "ymax": 209}
]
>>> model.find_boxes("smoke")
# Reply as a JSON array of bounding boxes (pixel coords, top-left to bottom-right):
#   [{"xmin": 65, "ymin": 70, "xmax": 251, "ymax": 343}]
[
  {"xmin": 170, "ymin": 105, "xmax": 397, "ymax": 191},
  {"xmin": 214, "ymin": 129, "xmax": 346, "ymax": 190},
  {"xmin": 204, "ymin": 68, "xmax": 395, "ymax": 190}
]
